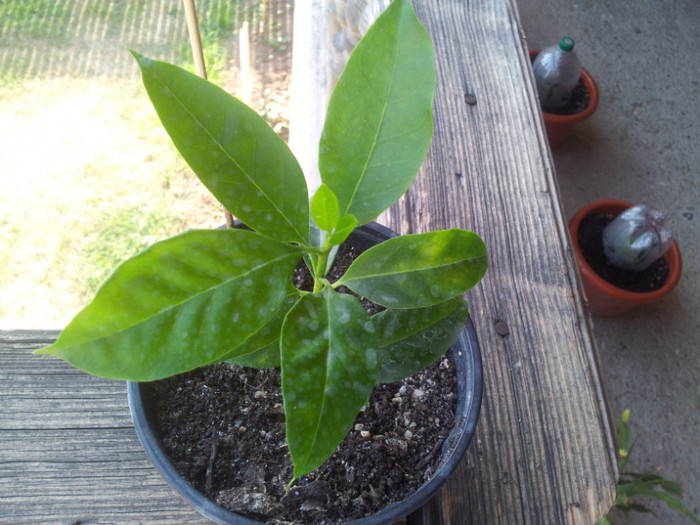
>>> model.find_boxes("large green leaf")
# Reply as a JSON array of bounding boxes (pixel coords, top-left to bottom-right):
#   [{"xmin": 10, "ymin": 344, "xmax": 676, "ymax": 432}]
[
  {"xmin": 337, "ymin": 229, "xmax": 487, "ymax": 308},
  {"xmin": 132, "ymin": 51, "xmax": 309, "ymax": 244},
  {"xmin": 281, "ymin": 289, "xmax": 379, "ymax": 479},
  {"xmin": 35, "ymin": 230, "xmax": 301, "ymax": 380},
  {"xmin": 373, "ymin": 297, "xmax": 469, "ymax": 383},
  {"xmin": 318, "ymin": 0, "xmax": 436, "ymax": 225},
  {"xmin": 222, "ymin": 294, "xmax": 299, "ymax": 368}
]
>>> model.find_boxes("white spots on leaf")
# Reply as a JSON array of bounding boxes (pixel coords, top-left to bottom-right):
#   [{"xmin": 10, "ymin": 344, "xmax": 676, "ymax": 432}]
[{"xmin": 365, "ymin": 348, "xmax": 378, "ymax": 368}]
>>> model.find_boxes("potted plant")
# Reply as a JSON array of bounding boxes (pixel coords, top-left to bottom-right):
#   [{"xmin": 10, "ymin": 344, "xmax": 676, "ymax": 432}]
[
  {"xmin": 569, "ymin": 200, "xmax": 681, "ymax": 316},
  {"xmin": 529, "ymin": 46, "xmax": 599, "ymax": 147},
  {"xmin": 34, "ymin": 0, "xmax": 488, "ymax": 523}
]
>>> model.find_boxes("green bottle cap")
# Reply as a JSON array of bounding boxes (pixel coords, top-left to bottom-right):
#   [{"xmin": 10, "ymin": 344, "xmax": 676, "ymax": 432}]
[{"xmin": 559, "ymin": 37, "xmax": 575, "ymax": 52}]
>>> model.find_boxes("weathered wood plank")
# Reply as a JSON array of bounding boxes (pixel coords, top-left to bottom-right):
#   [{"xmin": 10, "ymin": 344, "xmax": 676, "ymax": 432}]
[
  {"xmin": 289, "ymin": 1, "xmax": 618, "ymax": 524},
  {"xmin": 0, "ymin": 331, "xmax": 212, "ymax": 525}
]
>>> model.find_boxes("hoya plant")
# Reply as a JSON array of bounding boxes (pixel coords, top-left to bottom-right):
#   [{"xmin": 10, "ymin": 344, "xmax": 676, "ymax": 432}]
[{"xmin": 36, "ymin": 0, "xmax": 487, "ymax": 485}]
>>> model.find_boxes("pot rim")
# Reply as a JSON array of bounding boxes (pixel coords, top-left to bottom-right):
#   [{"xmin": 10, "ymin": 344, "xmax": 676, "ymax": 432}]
[
  {"xmin": 569, "ymin": 199, "xmax": 682, "ymax": 303},
  {"xmin": 529, "ymin": 49, "xmax": 599, "ymax": 122}
]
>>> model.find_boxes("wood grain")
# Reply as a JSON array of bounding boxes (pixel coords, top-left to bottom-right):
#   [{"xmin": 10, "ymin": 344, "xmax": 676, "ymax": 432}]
[
  {"xmin": 290, "ymin": 0, "xmax": 618, "ymax": 523},
  {"xmin": 0, "ymin": 331, "xmax": 212, "ymax": 525}
]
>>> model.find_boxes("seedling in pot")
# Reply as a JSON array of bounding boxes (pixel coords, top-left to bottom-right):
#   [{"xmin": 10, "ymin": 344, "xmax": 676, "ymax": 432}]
[
  {"xmin": 35, "ymin": 0, "xmax": 487, "ymax": 486},
  {"xmin": 603, "ymin": 205, "xmax": 673, "ymax": 272}
]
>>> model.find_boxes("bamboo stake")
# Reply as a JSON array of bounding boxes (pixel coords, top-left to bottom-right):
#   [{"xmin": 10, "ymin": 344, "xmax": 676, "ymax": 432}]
[
  {"xmin": 182, "ymin": 0, "xmax": 207, "ymax": 80},
  {"xmin": 182, "ymin": 0, "xmax": 235, "ymax": 228},
  {"xmin": 239, "ymin": 21, "xmax": 252, "ymax": 106}
]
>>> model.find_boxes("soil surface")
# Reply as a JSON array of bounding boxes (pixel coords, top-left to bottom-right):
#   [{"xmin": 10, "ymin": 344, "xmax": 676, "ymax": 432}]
[
  {"xmin": 577, "ymin": 213, "xmax": 669, "ymax": 292},
  {"xmin": 146, "ymin": 355, "xmax": 457, "ymax": 524}
]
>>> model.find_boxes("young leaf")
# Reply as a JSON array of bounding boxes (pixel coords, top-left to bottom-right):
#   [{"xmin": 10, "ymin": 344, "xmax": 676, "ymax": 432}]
[
  {"xmin": 319, "ymin": 0, "xmax": 436, "ymax": 225},
  {"xmin": 35, "ymin": 230, "xmax": 302, "ymax": 380},
  {"xmin": 281, "ymin": 289, "xmax": 379, "ymax": 480},
  {"xmin": 372, "ymin": 297, "xmax": 469, "ymax": 382},
  {"xmin": 131, "ymin": 51, "xmax": 309, "ymax": 245},
  {"xmin": 337, "ymin": 229, "xmax": 487, "ymax": 308},
  {"xmin": 310, "ymin": 183, "xmax": 340, "ymax": 232},
  {"xmin": 328, "ymin": 214, "xmax": 358, "ymax": 246}
]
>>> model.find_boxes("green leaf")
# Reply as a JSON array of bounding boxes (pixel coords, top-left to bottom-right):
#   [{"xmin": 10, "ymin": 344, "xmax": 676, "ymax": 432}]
[
  {"xmin": 281, "ymin": 288, "xmax": 379, "ymax": 479},
  {"xmin": 625, "ymin": 488, "xmax": 700, "ymax": 524},
  {"xmin": 131, "ymin": 51, "xmax": 309, "ymax": 244},
  {"xmin": 328, "ymin": 214, "xmax": 358, "ymax": 246},
  {"xmin": 373, "ymin": 297, "xmax": 468, "ymax": 383},
  {"xmin": 319, "ymin": 0, "xmax": 436, "ymax": 225},
  {"xmin": 310, "ymin": 183, "xmax": 340, "ymax": 232},
  {"xmin": 35, "ymin": 230, "xmax": 301, "ymax": 380},
  {"xmin": 221, "ymin": 294, "xmax": 299, "ymax": 368},
  {"xmin": 338, "ymin": 229, "xmax": 487, "ymax": 308}
]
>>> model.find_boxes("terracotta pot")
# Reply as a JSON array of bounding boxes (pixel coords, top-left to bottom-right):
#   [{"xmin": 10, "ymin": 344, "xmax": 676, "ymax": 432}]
[
  {"xmin": 128, "ymin": 222, "xmax": 484, "ymax": 525},
  {"xmin": 529, "ymin": 50, "xmax": 599, "ymax": 147},
  {"xmin": 569, "ymin": 200, "xmax": 682, "ymax": 316}
]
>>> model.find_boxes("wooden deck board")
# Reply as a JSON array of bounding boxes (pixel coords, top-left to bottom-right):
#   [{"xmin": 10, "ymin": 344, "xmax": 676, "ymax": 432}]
[{"xmin": 1, "ymin": 331, "xmax": 211, "ymax": 525}]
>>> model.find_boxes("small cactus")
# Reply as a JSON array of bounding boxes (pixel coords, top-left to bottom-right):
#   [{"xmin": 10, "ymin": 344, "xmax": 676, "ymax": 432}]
[{"xmin": 602, "ymin": 205, "xmax": 673, "ymax": 272}]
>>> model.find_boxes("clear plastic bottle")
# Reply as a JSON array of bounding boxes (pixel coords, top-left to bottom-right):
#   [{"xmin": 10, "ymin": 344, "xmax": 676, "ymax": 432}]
[{"xmin": 532, "ymin": 37, "xmax": 581, "ymax": 113}]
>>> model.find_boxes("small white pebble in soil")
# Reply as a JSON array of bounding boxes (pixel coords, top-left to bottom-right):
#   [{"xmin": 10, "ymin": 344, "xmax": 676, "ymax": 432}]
[
  {"xmin": 411, "ymin": 388, "xmax": 425, "ymax": 400},
  {"xmin": 239, "ymin": 426, "xmax": 247, "ymax": 433},
  {"xmin": 254, "ymin": 390, "xmax": 267, "ymax": 399},
  {"xmin": 361, "ymin": 430, "xmax": 371, "ymax": 438},
  {"xmin": 391, "ymin": 396, "xmax": 402, "ymax": 404},
  {"xmin": 354, "ymin": 423, "xmax": 364, "ymax": 431},
  {"xmin": 399, "ymin": 385, "xmax": 407, "ymax": 395},
  {"xmin": 404, "ymin": 430, "xmax": 413, "ymax": 439}
]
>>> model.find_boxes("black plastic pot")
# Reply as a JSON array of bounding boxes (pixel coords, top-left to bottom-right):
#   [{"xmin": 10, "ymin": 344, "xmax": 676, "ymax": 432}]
[{"xmin": 127, "ymin": 221, "xmax": 483, "ymax": 525}]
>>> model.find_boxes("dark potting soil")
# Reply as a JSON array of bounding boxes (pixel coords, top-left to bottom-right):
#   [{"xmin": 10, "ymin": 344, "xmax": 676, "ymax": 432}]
[
  {"xmin": 146, "ymin": 355, "xmax": 456, "ymax": 524},
  {"xmin": 577, "ymin": 213, "xmax": 669, "ymax": 293},
  {"xmin": 143, "ymin": 238, "xmax": 459, "ymax": 524}
]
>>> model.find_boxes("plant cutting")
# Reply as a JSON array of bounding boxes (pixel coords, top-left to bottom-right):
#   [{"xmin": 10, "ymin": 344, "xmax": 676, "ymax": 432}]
[
  {"xmin": 35, "ymin": 0, "xmax": 487, "ymax": 521},
  {"xmin": 570, "ymin": 200, "xmax": 681, "ymax": 315}
]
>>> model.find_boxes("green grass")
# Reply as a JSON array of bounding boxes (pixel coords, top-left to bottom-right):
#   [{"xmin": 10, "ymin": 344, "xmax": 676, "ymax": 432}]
[
  {"xmin": 0, "ymin": 0, "xmax": 291, "ymax": 328},
  {"xmin": 70, "ymin": 206, "xmax": 180, "ymax": 302}
]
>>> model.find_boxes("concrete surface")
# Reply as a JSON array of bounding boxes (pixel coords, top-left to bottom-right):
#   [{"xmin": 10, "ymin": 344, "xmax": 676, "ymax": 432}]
[{"xmin": 516, "ymin": 0, "xmax": 700, "ymax": 523}]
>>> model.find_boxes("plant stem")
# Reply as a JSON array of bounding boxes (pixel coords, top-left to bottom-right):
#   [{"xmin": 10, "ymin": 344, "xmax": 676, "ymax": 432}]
[{"xmin": 312, "ymin": 238, "xmax": 333, "ymax": 293}]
